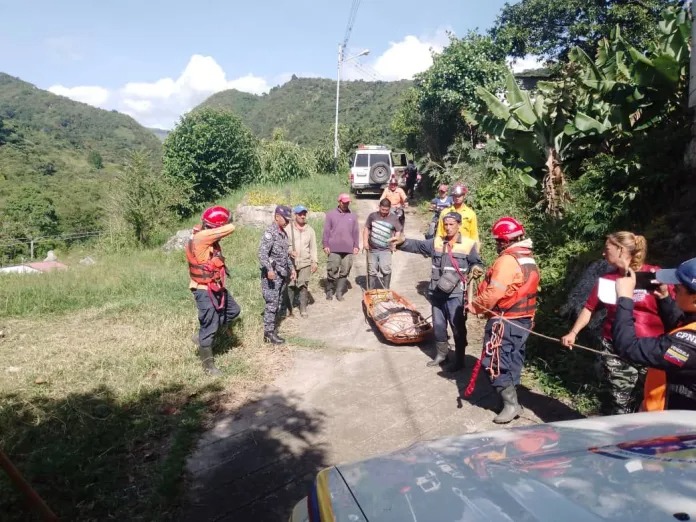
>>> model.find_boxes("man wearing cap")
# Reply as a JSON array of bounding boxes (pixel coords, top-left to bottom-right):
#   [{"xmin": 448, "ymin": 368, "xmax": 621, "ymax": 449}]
[
  {"xmin": 259, "ymin": 205, "xmax": 296, "ymax": 344},
  {"xmin": 363, "ymin": 198, "xmax": 403, "ymax": 289},
  {"xmin": 286, "ymin": 205, "xmax": 318, "ymax": 318},
  {"xmin": 426, "ymin": 184, "xmax": 452, "ymax": 239},
  {"xmin": 436, "ymin": 182, "xmax": 479, "ymax": 244},
  {"xmin": 612, "ymin": 258, "xmax": 696, "ymax": 410},
  {"xmin": 323, "ymin": 193, "xmax": 360, "ymax": 301},
  {"xmin": 391, "ymin": 211, "xmax": 482, "ymax": 372}
]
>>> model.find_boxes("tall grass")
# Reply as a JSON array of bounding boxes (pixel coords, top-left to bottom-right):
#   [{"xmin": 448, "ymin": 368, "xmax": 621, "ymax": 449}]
[{"xmin": 0, "ymin": 174, "xmax": 346, "ymax": 521}]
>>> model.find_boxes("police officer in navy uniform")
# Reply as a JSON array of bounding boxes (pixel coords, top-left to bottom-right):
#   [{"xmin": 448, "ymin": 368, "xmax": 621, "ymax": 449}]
[
  {"xmin": 259, "ymin": 205, "xmax": 295, "ymax": 344},
  {"xmin": 392, "ymin": 212, "xmax": 483, "ymax": 371},
  {"xmin": 612, "ymin": 257, "xmax": 696, "ymax": 410}
]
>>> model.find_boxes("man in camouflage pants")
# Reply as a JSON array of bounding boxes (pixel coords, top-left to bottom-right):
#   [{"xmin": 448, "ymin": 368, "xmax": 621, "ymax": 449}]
[{"xmin": 259, "ymin": 205, "xmax": 295, "ymax": 344}]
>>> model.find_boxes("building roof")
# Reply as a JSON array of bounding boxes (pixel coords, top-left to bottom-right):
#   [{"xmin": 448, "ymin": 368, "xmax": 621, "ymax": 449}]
[{"xmin": 25, "ymin": 261, "xmax": 68, "ymax": 272}]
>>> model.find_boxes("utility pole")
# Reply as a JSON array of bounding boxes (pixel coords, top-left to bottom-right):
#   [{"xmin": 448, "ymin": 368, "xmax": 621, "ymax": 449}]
[{"xmin": 333, "ymin": 43, "xmax": 343, "ymax": 163}]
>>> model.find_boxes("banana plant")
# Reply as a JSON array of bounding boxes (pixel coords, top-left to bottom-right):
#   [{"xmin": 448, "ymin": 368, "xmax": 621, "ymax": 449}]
[
  {"xmin": 474, "ymin": 71, "xmax": 588, "ymax": 217},
  {"xmin": 569, "ymin": 6, "xmax": 689, "ymax": 139}
]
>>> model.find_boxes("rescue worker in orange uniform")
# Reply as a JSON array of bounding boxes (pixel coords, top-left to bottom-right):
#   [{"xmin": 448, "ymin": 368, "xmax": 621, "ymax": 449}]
[
  {"xmin": 470, "ymin": 217, "xmax": 539, "ymax": 423},
  {"xmin": 186, "ymin": 206, "xmax": 241, "ymax": 376},
  {"xmin": 612, "ymin": 257, "xmax": 696, "ymax": 410}
]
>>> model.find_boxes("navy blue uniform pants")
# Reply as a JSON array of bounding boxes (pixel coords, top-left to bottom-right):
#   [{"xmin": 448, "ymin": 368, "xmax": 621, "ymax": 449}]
[
  {"xmin": 481, "ymin": 317, "xmax": 532, "ymax": 390},
  {"xmin": 431, "ymin": 294, "xmax": 467, "ymax": 349},
  {"xmin": 193, "ymin": 289, "xmax": 241, "ymax": 348}
]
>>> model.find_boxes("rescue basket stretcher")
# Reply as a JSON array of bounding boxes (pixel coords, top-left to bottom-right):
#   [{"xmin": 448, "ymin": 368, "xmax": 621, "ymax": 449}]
[{"xmin": 362, "ymin": 288, "xmax": 432, "ymax": 344}]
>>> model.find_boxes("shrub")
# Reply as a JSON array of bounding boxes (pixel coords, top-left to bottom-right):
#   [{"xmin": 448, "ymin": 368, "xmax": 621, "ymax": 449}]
[
  {"xmin": 163, "ymin": 109, "xmax": 259, "ymax": 214},
  {"xmin": 256, "ymin": 139, "xmax": 316, "ymax": 184}
]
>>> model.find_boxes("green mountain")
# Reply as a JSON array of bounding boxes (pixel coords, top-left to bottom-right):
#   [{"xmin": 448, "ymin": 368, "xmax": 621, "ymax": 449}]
[
  {"xmin": 0, "ymin": 73, "xmax": 162, "ymax": 257},
  {"xmin": 148, "ymin": 127, "xmax": 170, "ymax": 142},
  {"xmin": 197, "ymin": 76, "xmax": 412, "ymax": 146}
]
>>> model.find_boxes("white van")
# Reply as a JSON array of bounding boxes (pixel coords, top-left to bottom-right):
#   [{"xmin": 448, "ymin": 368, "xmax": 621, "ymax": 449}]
[{"xmin": 349, "ymin": 145, "xmax": 408, "ymax": 196}]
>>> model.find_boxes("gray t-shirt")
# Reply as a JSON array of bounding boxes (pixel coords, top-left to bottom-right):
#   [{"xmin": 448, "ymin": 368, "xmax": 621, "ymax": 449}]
[{"xmin": 365, "ymin": 211, "xmax": 402, "ymax": 251}]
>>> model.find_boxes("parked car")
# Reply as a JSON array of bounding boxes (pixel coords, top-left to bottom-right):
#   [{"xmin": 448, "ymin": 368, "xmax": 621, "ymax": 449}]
[
  {"xmin": 290, "ymin": 411, "xmax": 696, "ymax": 521},
  {"xmin": 349, "ymin": 145, "xmax": 409, "ymax": 197}
]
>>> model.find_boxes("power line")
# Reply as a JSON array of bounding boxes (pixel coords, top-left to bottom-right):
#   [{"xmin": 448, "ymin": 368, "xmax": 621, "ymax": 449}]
[
  {"xmin": 346, "ymin": 60, "xmax": 382, "ymax": 81},
  {"xmin": 0, "ymin": 231, "xmax": 104, "ymax": 248},
  {"xmin": 342, "ymin": 0, "xmax": 362, "ymax": 51}
]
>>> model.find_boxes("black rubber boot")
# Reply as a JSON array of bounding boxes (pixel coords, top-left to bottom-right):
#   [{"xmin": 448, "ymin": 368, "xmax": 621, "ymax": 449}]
[
  {"xmin": 493, "ymin": 385, "xmax": 522, "ymax": 424},
  {"xmin": 299, "ymin": 287, "xmax": 309, "ymax": 318},
  {"xmin": 198, "ymin": 346, "xmax": 223, "ymax": 376},
  {"xmin": 427, "ymin": 341, "xmax": 450, "ymax": 367},
  {"xmin": 325, "ymin": 280, "xmax": 335, "ymax": 300},
  {"xmin": 286, "ymin": 287, "xmax": 296, "ymax": 317},
  {"xmin": 382, "ymin": 273, "xmax": 392, "ymax": 289},
  {"xmin": 442, "ymin": 343, "xmax": 465, "ymax": 372},
  {"xmin": 264, "ymin": 330, "xmax": 285, "ymax": 344},
  {"xmin": 368, "ymin": 275, "xmax": 379, "ymax": 290},
  {"xmin": 335, "ymin": 277, "xmax": 347, "ymax": 301}
]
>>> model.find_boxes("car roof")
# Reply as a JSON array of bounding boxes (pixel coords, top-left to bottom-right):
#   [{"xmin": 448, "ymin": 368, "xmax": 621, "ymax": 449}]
[{"xmin": 324, "ymin": 411, "xmax": 696, "ymax": 521}]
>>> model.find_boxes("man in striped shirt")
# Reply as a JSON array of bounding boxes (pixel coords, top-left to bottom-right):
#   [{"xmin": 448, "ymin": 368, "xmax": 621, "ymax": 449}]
[{"xmin": 363, "ymin": 199, "xmax": 403, "ymax": 289}]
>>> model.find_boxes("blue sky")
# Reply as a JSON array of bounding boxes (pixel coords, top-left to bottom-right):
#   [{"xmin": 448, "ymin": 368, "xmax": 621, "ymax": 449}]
[{"xmin": 0, "ymin": 0, "xmax": 524, "ymax": 128}]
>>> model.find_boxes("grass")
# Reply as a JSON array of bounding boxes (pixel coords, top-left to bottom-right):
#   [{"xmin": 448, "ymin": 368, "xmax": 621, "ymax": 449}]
[{"xmin": 0, "ymin": 173, "xmax": 346, "ymax": 521}]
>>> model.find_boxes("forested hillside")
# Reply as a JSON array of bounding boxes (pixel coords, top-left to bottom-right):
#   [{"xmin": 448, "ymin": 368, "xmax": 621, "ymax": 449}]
[
  {"xmin": 198, "ymin": 76, "xmax": 411, "ymax": 146},
  {"xmin": 0, "ymin": 73, "xmax": 162, "ymax": 261}
]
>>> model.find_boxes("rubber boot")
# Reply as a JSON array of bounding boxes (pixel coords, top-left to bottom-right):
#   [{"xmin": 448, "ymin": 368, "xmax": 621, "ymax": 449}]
[
  {"xmin": 442, "ymin": 343, "xmax": 465, "ymax": 372},
  {"xmin": 274, "ymin": 329, "xmax": 286, "ymax": 343},
  {"xmin": 368, "ymin": 275, "xmax": 379, "ymax": 290},
  {"xmin": 286, "ymin": 287, "xmax": 296, "ymax": 317},
  {"xmin": 325, "ymin": 280, "xmax": 335, "ymax": 300},
  {"xmin": 427, "ymin": 341, "xmax": 450, "ymax": 367},
  {"xmin": 264, "ymin": 330, "xmax": 285, "ymax": 344},
  {"xmin": 198, "ymin": 346, "xmax": 223, "ymax": 376},
  {"xmin": 382, "ymin": 273, "xmax": 392, "ymax": 290},
  {"xmin": 299, "ymin": 287, "xmax": 309, "ymax": 318},
  {"xmin": 335, "ymin": 277, "xmax": 347, "ymax": 301},
  {"xmin": 493, "ymin": 385, "xmax": 522, "ymax": 424}
]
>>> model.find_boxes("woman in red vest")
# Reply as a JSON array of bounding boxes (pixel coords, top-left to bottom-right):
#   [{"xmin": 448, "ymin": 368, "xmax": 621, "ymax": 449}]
[
  {"xmin": 561, "ymin": 232, "xmax": 665, "ymax": 414},
  {"xmin": 612, "ymin": 258, "xmax": 696, "ymax": 411}
]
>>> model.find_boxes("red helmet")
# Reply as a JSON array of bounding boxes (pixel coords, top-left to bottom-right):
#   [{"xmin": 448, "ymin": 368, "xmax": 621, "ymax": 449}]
[
  {"xmin": 201, "ymin": 206, "xmax": 231, "ymax": 228},
  {"xmin": 450, "ymin": 182, "xmax": 468, "ymax": 197},
  {"xmin": 492, "ymin": 217, "xmax": 525, "ymax": 241}
]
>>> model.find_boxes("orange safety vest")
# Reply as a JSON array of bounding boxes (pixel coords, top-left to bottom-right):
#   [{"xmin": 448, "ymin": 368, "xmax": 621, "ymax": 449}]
[
  {"xmin": 185, "ymin": 238, "xmax": 226, "ymax": 290},
  {"xmin": 642, "ymin": 321, "xmax": 696, "ymax": 411},
  {"xmin": 479, "ymin": 248, "xmax": 540, "ymax": 318}
]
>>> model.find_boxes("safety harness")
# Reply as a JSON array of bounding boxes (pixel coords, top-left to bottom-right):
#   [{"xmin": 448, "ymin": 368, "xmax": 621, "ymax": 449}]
[{"xmin": 185, "ymin": 238, "xmax": 227, "ymax": 311}]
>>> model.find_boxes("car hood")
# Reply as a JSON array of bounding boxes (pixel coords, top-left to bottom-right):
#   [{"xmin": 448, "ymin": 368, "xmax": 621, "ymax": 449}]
[{"xmin": 322, "ymin": 411, "xmax": 696, "ymax": 521}]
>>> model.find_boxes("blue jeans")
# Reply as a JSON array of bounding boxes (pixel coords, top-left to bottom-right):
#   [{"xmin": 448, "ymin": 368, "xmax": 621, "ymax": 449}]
[
  {"xmin": 481, "ymin": 317, "xmax": 532, "ymax": 390},
  {"xmin": 431, "ymin": 293, "xmax": 467, "ymax": 349}
]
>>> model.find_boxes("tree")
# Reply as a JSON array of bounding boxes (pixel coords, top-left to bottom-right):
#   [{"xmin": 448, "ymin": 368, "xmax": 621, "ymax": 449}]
[
  {"xmin": 1, "ymin": 185, "xmax": 60, "ymax": 239},
  {"xmin": 0, "ymin": 115, "xmax": 10, "ymax": 145},
  {"xmin": 162, "ymin": 108, "xmax": 259, "ymax": 213},
  {"xmin": 111, "ymin": 150, "xmax": 182, "ymax": 245},
  {"xmin": 392, "ymin": 32, "xmax": 507, "ymax": 159},
  {"xmin": 491, "ymin": 0, "xmax": 678, "ymax": 63}
]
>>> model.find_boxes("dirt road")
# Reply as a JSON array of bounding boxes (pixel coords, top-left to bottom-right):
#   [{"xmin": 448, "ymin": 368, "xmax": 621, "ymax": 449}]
[{"xmin": 182, "ymin": 197, "xmax": 582, "ymax": 521}]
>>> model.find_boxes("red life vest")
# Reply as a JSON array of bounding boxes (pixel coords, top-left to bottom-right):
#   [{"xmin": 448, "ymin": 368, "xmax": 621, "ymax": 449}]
[
  {"xmin": 642, "ymin": 321, "xmax": 696, "ymax": 411},
  {"xmin": 479, "ymin": 247, "xmax": 539, "ymax": 318}
]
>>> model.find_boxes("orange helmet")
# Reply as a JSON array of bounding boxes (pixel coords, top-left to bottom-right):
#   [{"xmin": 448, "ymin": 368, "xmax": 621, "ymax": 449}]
[{"xmin": 201, "ymin": 206, "xmax": 231, "ymax": 228}]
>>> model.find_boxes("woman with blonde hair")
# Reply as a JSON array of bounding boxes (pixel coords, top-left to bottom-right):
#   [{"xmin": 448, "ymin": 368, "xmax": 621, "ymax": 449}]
[{"xmin": 561, "ymin": 232, "xmax": 667, "ymax": 414}]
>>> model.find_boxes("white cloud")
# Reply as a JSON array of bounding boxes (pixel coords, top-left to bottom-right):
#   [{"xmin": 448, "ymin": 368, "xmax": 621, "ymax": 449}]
[
  {"xmin": 48, "ymin": 85, "xmax": 110, "ymax": 107},
  {"xmin": 49, "ymin": 54, "xmax": 273, "ymax": 128},
  {"xmin": 344, "ymin": 29, "xmax": 450, "ymax": 81},
  {"xmin": 509, "ymin": 55, "xmax": 547, "ymax": 73}
]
